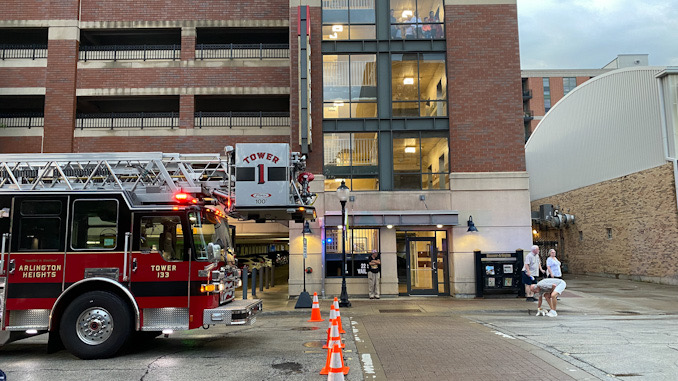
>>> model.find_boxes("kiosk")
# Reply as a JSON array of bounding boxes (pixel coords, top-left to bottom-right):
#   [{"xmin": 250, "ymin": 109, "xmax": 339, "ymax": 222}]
[{"xmin": 475, "ymin": 250, "xmax": 524, "ymax": 297}]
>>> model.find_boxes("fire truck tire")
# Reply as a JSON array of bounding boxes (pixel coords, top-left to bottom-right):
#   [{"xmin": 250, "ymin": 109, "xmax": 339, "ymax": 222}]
[{"xmin": 59, "ymin": 291, "xmax": 133, "ymax": 359}]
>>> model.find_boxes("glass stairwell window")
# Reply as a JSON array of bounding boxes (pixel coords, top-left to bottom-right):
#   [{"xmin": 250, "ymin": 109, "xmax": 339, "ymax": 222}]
[
  {"xmin": 324, "ymin": 132, "xmax": 379, "ymax": 191},
  {"xmin": 322, "ymin": 0, "xmax": 376, "ymax": 40},
  {"xmin": 392, "ymin": 53, "xmax": 447, "ymax": 117},
  {"xmin": 393, "ymin": 131, "xmax": 449, "ymax": 190},
  {"xmin": 323, "ymin": 54, "xmax": 377, "ymax": 118},
  {"xmin": 390, "ymin": 0, "xmax": 444, "ymax": 40}
]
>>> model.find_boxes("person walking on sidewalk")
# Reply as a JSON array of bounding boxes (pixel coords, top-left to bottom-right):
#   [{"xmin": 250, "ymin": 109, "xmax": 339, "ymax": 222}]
[
  {"xmin": 523, "ymin": 245, "xmax": 545, "ymax": 301},
  {"xmin": 368, "ymin": 250, "xmax": 381, "ymax": 299},
  {"xmin": 531, "ymin": 278, "xmax": 566, "ymax": 317}
]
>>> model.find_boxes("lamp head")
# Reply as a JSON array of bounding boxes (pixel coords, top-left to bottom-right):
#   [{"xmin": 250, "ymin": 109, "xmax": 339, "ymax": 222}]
[
  {"xmin": 467, "ymin": 215, "xmax": 479, "ymax": 233},
  {"xmin": 302, "ymin": 221, "xmax": 313, "ymax": 235},
  {"xmin": 336, "ymin": 180, "xmax": 350, "ymax": 202}
]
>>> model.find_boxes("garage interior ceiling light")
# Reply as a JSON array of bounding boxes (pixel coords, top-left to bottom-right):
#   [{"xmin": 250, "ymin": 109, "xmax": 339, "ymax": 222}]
[{"xmin": 404, "ymin": 146, "xmax": 416, "ymax": 153}]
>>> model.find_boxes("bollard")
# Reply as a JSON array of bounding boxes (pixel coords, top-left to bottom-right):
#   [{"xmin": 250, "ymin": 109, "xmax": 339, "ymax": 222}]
[
  {"xmin": 251, "ymin": 268, "xmax": 257, "ymax": 297},
  {"xmin": 259, "ymin": 266, "xmax": 264, "ymax": 292},
  {"xmin": 271, "ymin": 264, "xmax": 275, "ymax": 287},
  {"xmin": 265, "ymin": 266, "xmax": 270, "ymax": 289},
  {"xmin": 242, "ymin": 266, "xmax": 248, "ymax": 300}
]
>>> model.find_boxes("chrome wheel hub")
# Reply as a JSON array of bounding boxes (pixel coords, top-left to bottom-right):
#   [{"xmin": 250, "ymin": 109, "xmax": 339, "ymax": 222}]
[{"xmin": 76, "ymin": 307, "xmax": 114, "ymax": 345}]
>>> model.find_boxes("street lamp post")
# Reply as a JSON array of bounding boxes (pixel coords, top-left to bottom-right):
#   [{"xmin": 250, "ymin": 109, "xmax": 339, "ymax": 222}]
[
  {"xmin": 294, "ymin": 221, "xmax": 313, "ymax": 309},
  {"xmin": 336, "ymin": 180, "xmax": 351, "ymax": 307}
]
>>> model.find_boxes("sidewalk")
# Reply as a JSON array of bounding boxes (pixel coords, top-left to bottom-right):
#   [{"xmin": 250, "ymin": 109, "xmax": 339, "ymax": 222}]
[{"xmin": 253, "ymin": 275, "xmax": 678, "ymax": 380}]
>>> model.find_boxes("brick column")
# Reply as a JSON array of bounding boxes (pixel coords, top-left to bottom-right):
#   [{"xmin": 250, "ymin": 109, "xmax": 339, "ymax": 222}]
[
  {"xmin": 43, "ymin": 24, "xmax": 79, "ymax": 153},
  {"xmin": 446, "ymin": 3, "xmax": 525, "ymax": 172},
  {"xmin": 290, "ymin": 2, "xmax": 323, "ymax": 174},
  {"xmin": 180, "ymin": 94, "xmax": 195, "ymax": 129},
  {"xmin": 182, "ymin": 27, "xmax": 196, "ymax": 61}
]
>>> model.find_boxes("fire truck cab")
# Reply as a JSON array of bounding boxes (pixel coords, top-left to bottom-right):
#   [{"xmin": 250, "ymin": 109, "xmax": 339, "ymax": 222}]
[{"xmin": 0, "ymin": 144, "xmax": 315, "ymax": 359}]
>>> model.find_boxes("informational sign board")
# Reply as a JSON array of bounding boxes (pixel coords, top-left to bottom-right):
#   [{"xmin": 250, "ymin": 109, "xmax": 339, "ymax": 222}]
[{"xmin": 235, "ymin": 143, "xmax": 290, "ymax": 207}]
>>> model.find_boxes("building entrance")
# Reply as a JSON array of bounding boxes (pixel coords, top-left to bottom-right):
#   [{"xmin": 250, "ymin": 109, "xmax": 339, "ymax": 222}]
[{"xmin": 397, "ymin": 230, "xmax": 448, "ymax": 295}]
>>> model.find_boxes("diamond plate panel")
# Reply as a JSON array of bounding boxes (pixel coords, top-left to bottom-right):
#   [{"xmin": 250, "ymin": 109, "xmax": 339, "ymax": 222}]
[
  {"xmin": 7, "ymin": 309, "xmax": 49, "ymax": 329},
  {"xmin": 141, "ymin": 308, "xmax": 189, "ymax": 330}
]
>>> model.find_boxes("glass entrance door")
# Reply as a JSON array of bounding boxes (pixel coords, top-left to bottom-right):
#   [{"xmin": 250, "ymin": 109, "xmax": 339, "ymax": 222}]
[{"xmin": 408, "ymin": 238, "xmax": 438, "ymax": 295}]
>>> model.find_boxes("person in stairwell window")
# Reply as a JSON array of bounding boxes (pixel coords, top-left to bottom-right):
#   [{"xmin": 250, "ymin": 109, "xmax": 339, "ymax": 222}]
[{"xmin": 368, "ymin": 250, "xmax": 381, "ymax": 299}]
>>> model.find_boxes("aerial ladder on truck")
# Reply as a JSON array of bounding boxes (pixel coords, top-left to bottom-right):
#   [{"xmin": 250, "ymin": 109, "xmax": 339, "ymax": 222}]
[{"xmin": 0, "ymin": 143, "xmax": 316, "ymax": 359}]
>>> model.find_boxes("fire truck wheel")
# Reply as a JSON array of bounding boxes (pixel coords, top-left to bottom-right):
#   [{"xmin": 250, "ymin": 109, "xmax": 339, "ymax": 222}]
[{"xmin": 60, "ymin": 291, "xmax": 133, "ymax": 359}]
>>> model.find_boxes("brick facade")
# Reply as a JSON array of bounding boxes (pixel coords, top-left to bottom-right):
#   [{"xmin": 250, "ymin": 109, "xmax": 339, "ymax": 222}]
[
  {"xmin": 447, "ymin": 4, "xmax": 525, "ymax": 173},
  {"xmin": 79, "ymin": 0, "xmax": 288, "ymax": 21},
  {"xmin": 5, "ymin": 0, "xmax": 50, "ymax": 20},
  {"xmin": 532, "ymin": 163, "xmax": 678, "ymax": 285},
  {"xmin": 0, "ymin": 68, "xmax": 46, "ymax": 88},
  {"xmin": 43, "ymin": 39, "xmax": 78, "ymax": 153},
  {"xmin": 1, "ymin": 0, "xmax": 292, "ymax": 154},
  {"xmin": 288, "ymin": 5, "xmax": 322, "ymax": 174},
  {"xmin": 0, "ymin": 137, "xmax": 43, "ymax": 153},
  {"xmin": 76, "ymin": 67, "xmax": 290, "ymax": 89},
  {"xmin": 73, "ymin": 134, "xmax": 288, "ymax": 153}
]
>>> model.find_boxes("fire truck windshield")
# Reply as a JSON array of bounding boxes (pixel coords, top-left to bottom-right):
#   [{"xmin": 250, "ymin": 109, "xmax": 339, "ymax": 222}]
[{"xmin": 189, "ymin": 210, "xmax": 233, "ymax": 261}]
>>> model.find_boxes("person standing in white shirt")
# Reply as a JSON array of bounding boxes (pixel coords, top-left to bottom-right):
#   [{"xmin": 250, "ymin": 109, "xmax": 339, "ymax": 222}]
[{"xmin": 546, "ymin": 249, "xmax": 562, "ymax": 278}]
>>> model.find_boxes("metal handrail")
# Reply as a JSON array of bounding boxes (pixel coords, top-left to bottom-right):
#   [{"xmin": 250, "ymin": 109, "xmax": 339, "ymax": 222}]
[
  {"xmin": 196, "ymin": 43, "xmax": 289, "ymax": 60},
  {"xmin": 76, "ymin": 112, "xmax": 179, "ymax": 129},
  {"xmin": 79, "ymin": 45, "xmax": 180, "ymax": 61},
  {"xmin": 0, "ymin": 112, "xmax": 44, "ymax": 128},
  {"xmin": 0, "ymin": 44, "xmax": 48, "ymax": 60},
  {"xmin": 194, "ymin": 111, "xmax": 290, "ymax": 128}
]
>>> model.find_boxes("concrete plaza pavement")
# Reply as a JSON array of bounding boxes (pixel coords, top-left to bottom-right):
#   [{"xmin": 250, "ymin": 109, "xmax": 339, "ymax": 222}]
[{"xmin": 260, "ymin": 274, "xmax": 678, "ymax": 380}]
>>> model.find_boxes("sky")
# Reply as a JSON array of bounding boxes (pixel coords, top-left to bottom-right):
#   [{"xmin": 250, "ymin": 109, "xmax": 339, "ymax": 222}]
[{"xmin": 517, "ymin": 0, "xmax": 678, "ymax": 69}]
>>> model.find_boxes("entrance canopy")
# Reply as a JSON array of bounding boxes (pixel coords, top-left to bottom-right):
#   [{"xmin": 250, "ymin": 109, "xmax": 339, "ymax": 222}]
[{"xmin": 324, "ymin": 210, "xmax": 458, "ymax": 227}]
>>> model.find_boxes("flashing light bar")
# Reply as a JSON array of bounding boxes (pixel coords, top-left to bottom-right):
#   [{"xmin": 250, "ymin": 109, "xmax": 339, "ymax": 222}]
[{"xmin": 174, "ymin": 192, "xmax": 199, "ymax": 204}]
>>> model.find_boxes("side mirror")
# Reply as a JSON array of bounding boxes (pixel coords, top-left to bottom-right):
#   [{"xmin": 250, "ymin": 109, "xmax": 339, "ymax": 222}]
[
  {"xmin": 208, "ymin": 243, "xmax": 221, "ymax": 263},
  {"xmin": 206, "ymin": 243, "xmax": 215, "ymax": 262}
]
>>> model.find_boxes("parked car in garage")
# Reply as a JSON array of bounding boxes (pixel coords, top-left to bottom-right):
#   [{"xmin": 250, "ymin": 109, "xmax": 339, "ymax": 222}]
[
  {"xmin": 256, "ymin": 255, "xmax": 273, "ymax": 268},
  {"xmin": 237, "ymin": 257, "xmax": 262, "ymax": 271}
]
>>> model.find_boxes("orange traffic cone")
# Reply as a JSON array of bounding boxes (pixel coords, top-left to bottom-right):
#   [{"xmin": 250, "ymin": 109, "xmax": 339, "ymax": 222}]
[
  {"xmin": 325, "ymin": 303, "xmax": 337, "ymax": 345},
  {"xmin": 333, "ymin": 299, "xmax": 346, "ymax": 334},
  {"xmin": 320, "ymin": 342, "xmax": 350, "ymax": 376},
  {"xmin": 323, "ymin": 316, "xmax": 345, "ymax": 350},
  {"xmin": 308, "ymin": 292, "xmax": 324, "ymax": 322}
]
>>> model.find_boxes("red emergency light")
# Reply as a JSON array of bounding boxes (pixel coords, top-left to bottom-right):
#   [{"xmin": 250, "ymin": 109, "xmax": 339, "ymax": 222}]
[{"xmin": 174, "ymin": 192, "xmax": 197, "ymax": 204}]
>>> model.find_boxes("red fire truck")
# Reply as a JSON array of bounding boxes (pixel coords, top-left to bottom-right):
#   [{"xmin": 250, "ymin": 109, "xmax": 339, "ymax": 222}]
[{"xmin": 0, "ymin": 144, "xmax": 315, "ymax": 359}]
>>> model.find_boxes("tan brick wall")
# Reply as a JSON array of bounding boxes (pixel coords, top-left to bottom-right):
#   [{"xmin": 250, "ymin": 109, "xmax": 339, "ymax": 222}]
[{"xmin": 532, "ymin": 163, "xmax": 678, "ymax": 285}]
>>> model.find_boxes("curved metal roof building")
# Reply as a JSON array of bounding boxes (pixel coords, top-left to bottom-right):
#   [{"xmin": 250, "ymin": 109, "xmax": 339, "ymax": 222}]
[{"xmin": 525, "ymin": 66, "xmax": 670, "ymax": 201}]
